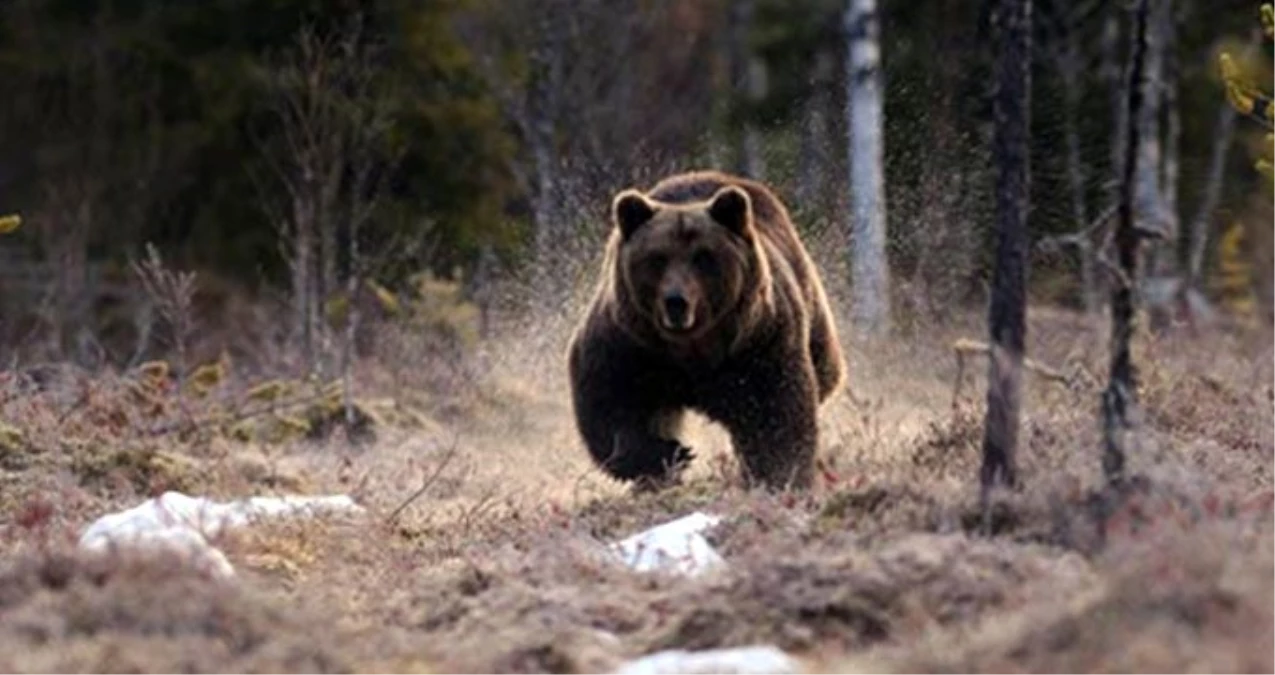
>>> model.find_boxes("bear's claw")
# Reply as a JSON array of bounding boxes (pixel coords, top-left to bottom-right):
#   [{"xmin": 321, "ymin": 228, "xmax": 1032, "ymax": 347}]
[
  {"xmin": 604, "ymin": 435, "xmax": 695, "ymax": 483},
  {"xmin": 629, "ymin": 440, "xmax": 694, "ymax": 493}
]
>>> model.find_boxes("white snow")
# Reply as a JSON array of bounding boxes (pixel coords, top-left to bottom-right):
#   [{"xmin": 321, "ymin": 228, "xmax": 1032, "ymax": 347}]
[
  {"xmin": 608, "ymin": 511, "xmax": 725, "ymax": 576},
  {"xmin": 608, "ymin": 518, "xmax": 803, "ymax": 672},
  {"xmin": 614, "ymin": 645, "xmax": 801, "ymax": 675},
  {"xmin": 78, "ymin": 491, "xmax": 364, "ymax": 578}
]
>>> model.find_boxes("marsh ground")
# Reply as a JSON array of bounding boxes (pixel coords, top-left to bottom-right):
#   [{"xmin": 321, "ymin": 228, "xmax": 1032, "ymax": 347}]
[{"xmin": 0, "ymin": 298, "xmax": 1271, "ymax": 673}]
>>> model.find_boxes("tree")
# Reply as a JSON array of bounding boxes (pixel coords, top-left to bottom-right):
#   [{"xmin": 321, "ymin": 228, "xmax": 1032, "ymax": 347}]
[
  {"xmin": 459, "ymin": 0, "xmax": 721, "ymax": 308},
  {"xmin": 1039, "ymin": 0, "xmax": 1101, "ymax": 320},
  {"xmin": 0, "ymin": 1, "xmax": 189, "ymax": 363},
  {"xmin": 844, "ymin": 0, "xmax": 891, "ymax": 336},
  {"xmin": 1206, "ymin": 3, "xmax": 1274, "ymax": 326},
  {"xmin": 1136, "ymin": 0, "xmax": 1176, "ymax": 279},
  {"xmin": 1104, "ymin": 0, "xmax": 1155, "ymax": 487},
  {"xmin": 796, "ymin": 49, "xmax": 834, "ymax": 210},
  {"xmin": 729, "ymin": 0, "xmax": 767, "ymax": 180},
  {"xmin": 257, "ymin": 16, "xmax": 399, "ymax": 371},
  {"xmin": 980, "ymin": 0, "xmax": 1031, "ymax": 515},
  {"xmin": 525, "ymin": 5, "xmax": 568, "ymax": 290}
]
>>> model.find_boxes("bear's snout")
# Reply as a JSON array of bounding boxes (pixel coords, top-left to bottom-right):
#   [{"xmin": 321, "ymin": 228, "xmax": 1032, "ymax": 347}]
[{"xmin": 659, "ymin": 292, "xmax": 694, "ymax": 332}]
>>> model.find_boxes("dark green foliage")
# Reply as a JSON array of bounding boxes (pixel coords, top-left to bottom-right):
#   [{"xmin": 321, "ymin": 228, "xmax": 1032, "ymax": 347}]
[
  {"xmin": 0, "ymin": 0, "xmax": 1267, "ymax": 315},
  {"xmin": 0, "ymin": 0, "xmax": 515, "ymax": 284}
]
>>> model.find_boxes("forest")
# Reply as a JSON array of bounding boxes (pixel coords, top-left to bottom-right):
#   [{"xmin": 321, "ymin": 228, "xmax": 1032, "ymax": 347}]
[
  {"xmin": 1, "ymin": 0, "xmax": 1271, "ymax": 363},
  {"xmin": 0, "ymin": 0, "xmax": 1271, "ymax": 673}
]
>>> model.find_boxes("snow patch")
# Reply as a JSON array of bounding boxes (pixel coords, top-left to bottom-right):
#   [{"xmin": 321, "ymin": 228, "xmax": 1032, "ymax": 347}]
[
  {"xmin": 78, "ymin": 491, "xmax": 364, "ymax": 578},
  {"xmin": 614, "ymin": 645, "xmax": 801, "ymax": 675},
  {"xmin": 609, "ymin": 511, "xmax": 725, "ymax": 576}
]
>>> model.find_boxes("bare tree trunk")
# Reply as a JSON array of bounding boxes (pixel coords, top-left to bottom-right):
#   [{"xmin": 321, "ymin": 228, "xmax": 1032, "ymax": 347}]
[
  {"xmin": 844, "ymin": 0, "xmax": 891, "ymax": 336},
  {"xmin": 473, "ymin": 245, "xmax": 496, "ymax": 340},
  {"xmin": 708, "ymin": 25, "xmax": 731, "ymax": 171},
  {"xmin": 266, "ymin": 24, "xmax": 376, "ymax": 372},
  {"xmin": 54, "ymin": 10, "xmax": 112, "ymax": 364},
  {"xmin": 743, "ymin": 56, "xmax": 767, "ymax": 180},
  {"xmin": 1134, "ymin": 0, "xmax": 1170, "ymax": 254},
  {"xmin": 797, "ymin": 50, "xmax": 833, "ymax": 209},
  {"xmin": 43, "ymin": 207, "xmax": 91, "ymax": 361},
  {"xmin": 1162, "ymin": 75, "xmax": 1180, "ymax": 236},
  {"xmin": 290, "ymin": 188, "xmax": 316, "ymax": 368},
  {"xmin": 342, "ymin": 216, "xmax": 360, "ymax": 436},
  {"xmin": 319, "ymin": 163, "xmax": 342, "ymax": 322},
  {"xmin": 1104, "ymin": 0, "xmax": 1153, "ymax": 488},
  {"xmin": 1186, "ymin": 102, "xmax": 1238, "ymax": 286},
  {"xmin": 528, "ymin": 9, "xmax": 566, "ymax": 299},
  {"xmin": 728, "ymin": 0, "xmax": 764, "ymax": 179},
  {"xmin": 1103, "ymin": 7, "xmax": 1129, "ymax": 184},
  {"xmin": 980, "ymin": 0, "xmax": 1032, "ymax": 511},
  {"xmin": 337, "ymin": 27, "xmax": 396, "ymax": 440},
  {"xmin": 1145, "ymin": 1, "xmax": 1179, "ymax": 281},
  {"xmin": 1058, "ymin": 29, "xmax": 1097, "ymax": 319},
  {"xmin": 1184, "ymin": 34, "xmax": 1258, "ymax": 289}
]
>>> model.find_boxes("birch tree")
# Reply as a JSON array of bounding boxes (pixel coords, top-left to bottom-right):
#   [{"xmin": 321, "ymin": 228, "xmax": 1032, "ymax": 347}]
[
  {"xmin": 260, "ymin": 17, "xmax": 395, "ymax": 373},
  {"xmin": 1186, "ymin": 103, "xmax": 1239, "ymax": 289},
  {"xmin": 260, "ymin": 25, "xmax": 349, "ymax": 368},
  {"xmin": 980, "ymin": 0, "xmax": 1031, "ymax": 514},
  {"xmin": 844, "ymin": 0, "xmax": 890, "ymax": 336},
  {"xmin": 1135, "ymin": 0, "xmax": 1174, "ymax": 277},
  {"xmin": 1184, "ymin": 32, "xmax": 1264, "ymax": 293}
]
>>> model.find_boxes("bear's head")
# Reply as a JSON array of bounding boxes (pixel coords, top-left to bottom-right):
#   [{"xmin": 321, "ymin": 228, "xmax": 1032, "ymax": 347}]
[{"xmin": 610, "ymin": 185, "xmax": 762, "ymax": 343}]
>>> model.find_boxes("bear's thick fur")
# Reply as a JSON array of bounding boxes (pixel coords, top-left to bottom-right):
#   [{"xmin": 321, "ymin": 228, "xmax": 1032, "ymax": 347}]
[{"xmin": 567, "ymin": 170, "xmax": 845, "ymax": 490}]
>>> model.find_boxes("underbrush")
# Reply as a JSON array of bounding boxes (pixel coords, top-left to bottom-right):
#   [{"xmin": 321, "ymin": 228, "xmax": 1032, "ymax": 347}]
[{"xmin": 0, "ymin": 298, "xmax": 1271, "ymax": 673}]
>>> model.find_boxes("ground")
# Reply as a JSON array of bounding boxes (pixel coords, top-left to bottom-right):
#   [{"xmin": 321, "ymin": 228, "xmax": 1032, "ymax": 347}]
[{"xmin": 0, "ymin": 297, "xmax": 1271, "ymax": 674}]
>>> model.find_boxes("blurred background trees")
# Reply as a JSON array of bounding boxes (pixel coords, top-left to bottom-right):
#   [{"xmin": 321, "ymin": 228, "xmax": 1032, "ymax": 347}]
[{"xmin": 0, "ymin": 0, "xmax": 1270, "ymax": 368}]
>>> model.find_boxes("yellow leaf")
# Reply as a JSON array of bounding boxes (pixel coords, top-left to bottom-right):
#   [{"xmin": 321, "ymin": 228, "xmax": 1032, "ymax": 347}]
[
  {"xmin": 1258, "ymin": 159, "xmax": 1274, "ymax": 182},
  {"xmin": 367, "ymin": 279, "xmax": 401, "ymax": 315},
  {"xmin": 246, "ymin": 379, "xmax": 292, "ymax": 403},
  {"xmin": 0, "ymin": 214, "xmax": 20, "ymax": 233},
  {"xmin": 138, "ymin": 360, "xmax": 171, "ymax": 382},
  {"xmin": 187, "ymin": 361, "xmax": 226, "ymax": 396},
  {"xmin": 1219, "ymin": 52, "xmax": 1238, "ymax": 79}
]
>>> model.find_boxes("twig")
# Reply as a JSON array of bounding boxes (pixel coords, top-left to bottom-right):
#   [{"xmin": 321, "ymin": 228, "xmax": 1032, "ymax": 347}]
[
  {"xmin": 386, "ymin": 435, "xmax": 460, "ymax": 526},
  {"xmin": 56, "ymin": 377, "xmax": 92, "ymax": 426},
  {"xmin": 456, "ymin": 483, "xmax": 501, "ymax": 537},
  {"xmin": 1094, "ymin": 247, "xmax": 1135, "ymax": 290},
  {"xmin": 954, "ymin": 338, "xmax": 1069, "ymax": 382},
  {"xmin": 952, "ymin": 337, "xmax": 1072, "ymax": 410},
  {"xmin": 1035, "ymin": 202, "xmax": 1119, "ymax": 255},
  {"xmin": 130, "ymin": 243, "xmax": 198, "ymax": 429}
]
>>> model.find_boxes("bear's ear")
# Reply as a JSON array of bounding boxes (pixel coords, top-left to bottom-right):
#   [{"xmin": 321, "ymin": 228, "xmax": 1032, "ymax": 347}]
[
  {"xmin": 613, "ymin": 189, "xmax": 656, "ymax": 239},
  {"xmin": 707, "ymin": 186, "xmax": 753, "ymax": 237}
]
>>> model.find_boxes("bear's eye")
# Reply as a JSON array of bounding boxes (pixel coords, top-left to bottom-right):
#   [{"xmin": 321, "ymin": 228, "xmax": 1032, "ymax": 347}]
[{"xmin": 691, "ymin": 250, "xmax": 718, "ymax": 275}]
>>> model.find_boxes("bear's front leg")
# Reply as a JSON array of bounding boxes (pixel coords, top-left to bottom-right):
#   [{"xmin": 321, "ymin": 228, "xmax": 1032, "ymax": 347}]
[
  {"xmin": 569, "ymin": 337, "xmax": 694, "ymax": 485},
  {"xmin": 713, "ymin": 357, "xmax": 820, "ymax": 491}
]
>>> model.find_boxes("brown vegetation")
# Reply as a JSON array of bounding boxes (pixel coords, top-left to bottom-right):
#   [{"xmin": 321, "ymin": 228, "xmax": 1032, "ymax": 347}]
[{"xmin": 0, "ymin": 291, "xmax": 1270, "ymax": 673}]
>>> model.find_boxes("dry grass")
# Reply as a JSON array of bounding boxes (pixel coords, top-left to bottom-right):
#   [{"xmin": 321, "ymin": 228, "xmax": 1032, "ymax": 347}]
[{"xmin": 0, "ymin": 296, "xmax": 1271, "ymax": 673}]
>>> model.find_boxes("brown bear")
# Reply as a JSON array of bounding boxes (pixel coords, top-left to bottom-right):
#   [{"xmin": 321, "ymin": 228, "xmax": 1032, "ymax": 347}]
[{"xmin": 567, "ymin": 170, "xmax": 846, "ymax": 491}]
